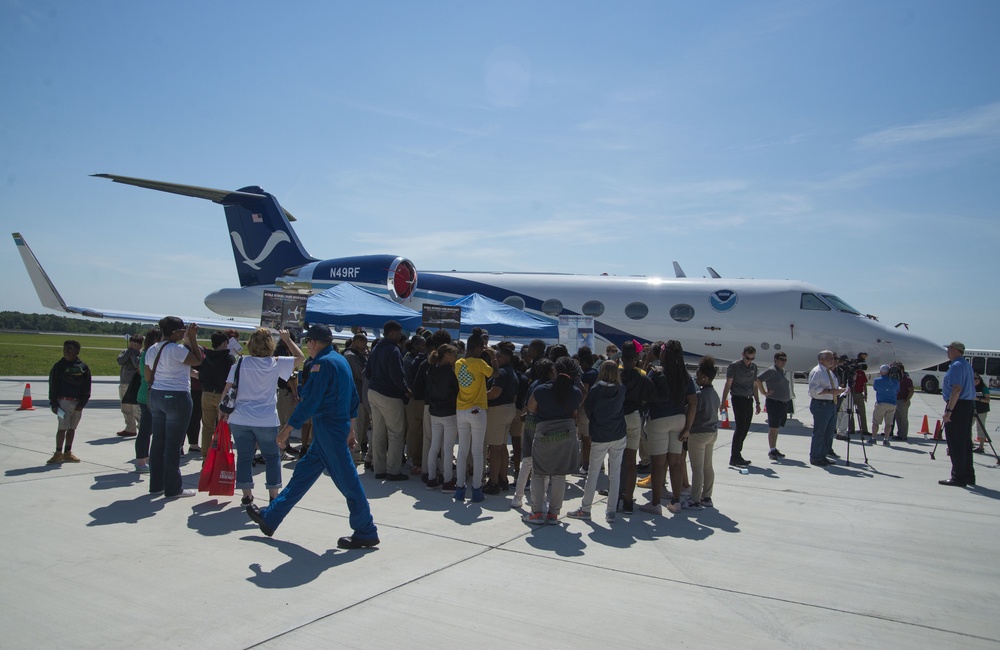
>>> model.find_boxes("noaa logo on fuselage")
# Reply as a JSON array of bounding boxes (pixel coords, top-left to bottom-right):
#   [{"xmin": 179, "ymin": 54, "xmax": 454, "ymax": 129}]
[{"xmin": 710, "ymin": 289, "xmax": 738, "ymax": 312}]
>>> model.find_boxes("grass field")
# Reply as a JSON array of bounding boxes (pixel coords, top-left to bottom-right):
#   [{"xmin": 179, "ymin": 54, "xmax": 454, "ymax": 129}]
[{"xmin": 0, "ymin": 332, "xmax": 209, "ymax": 376}]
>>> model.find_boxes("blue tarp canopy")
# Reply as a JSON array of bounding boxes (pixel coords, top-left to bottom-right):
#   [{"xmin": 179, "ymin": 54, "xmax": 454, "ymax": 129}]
[
  {"xmin": 443, "ymin": 293, "xmax": 558, "ymax": 338},
  {"xmin": 305, "ymin": 283, "xmax": 422, "ymax": 330}
]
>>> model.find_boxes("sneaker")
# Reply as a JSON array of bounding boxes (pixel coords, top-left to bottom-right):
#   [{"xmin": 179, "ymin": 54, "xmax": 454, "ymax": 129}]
[
  {"xmin": 62, "ymin": 452, "xmax": 80, "ymax": 463},
  {"xmin": 454, "ymin": 486, "xmax": 466, "ymax": 501},
  {"xmin": 546, "ymin": 513, "xmax": 560, "ymax": 525},
  {"xmin": 167, "ymin": 489, "xmax": 197, "ymax": 499},
  {"xmin": 441, "ymin": 480, "xmax": 457, "ymax": 493},
  {"xmin": 636, "ymin": 475, "xmax": 653, "ymax": 488},
  {"xmin": 826, "ymin": 451, "xmax": 841, "ymax": 459},
  {"xmin": 135, "ymin": 464, "xmax": 150, "ymax": 474},
  {"xmin": 116, "ymin": 430, "xmax": 136, "ymax": 437},
  {"xmin": 425, "ymin": 478, "xmax": 442, "ymax": 490},
  {"xmin": 482, "ymin": 482, "xmax": 500, "ymax": 495},
  {"xmin": 471, "ymin": 487, "xmax": 484, "ymax": 503},
  {"xmin": 605, "ymin": 511, "xmax": 616, "ymax": 523},
  {"xmin": 974, "ymin": 446, "xmax": 986, "ymax": 454},
  {"xmin": 666, "ymin": 500, "xmax": 682, "ymax": 513},
  {"xmin": 511, "ymin": 495, "xmax": 524, "ymax": 509},
  {"xmin": 636, "ymin": 462, "xmax": 651, "ymax": 475},
  {"xmin": 701, "ymin": 497, "xmax": 714, "ymax": 508},
  {"xmin": 620, "ymin": 498, "xmax": 634, "ymax": 514},
  {"xmin": 882, "ymin": 439, "xmax": 890, "ymax": 446},
  {"xmin": 638, "ymin": 502, "xmax": 662, "ymax": 515},
  {"xmin": 835, "ymin": 433, "xmax": 849, "ymax": 441},
  {"xmin": 188, "ymin": 445, "xmax": 201, "ymax": 453},
  {"xmin": 241, "ymin": 495, "xmax": 254, "ymax": 506},
  {"xmin": 45, "ymin": 452, "xmax": 64, "ymax": 465},
  {"xmin": 681, "ymin": 499, "xmax": 703, "ymax": 510},
  {"xmin": 681, "ymin": 487, "xmax": 691, "ymax": 497},
  {"xmin": 768, "ymin": 448, "xmax": 786, "ymax": 460},
  {"xmin": 566, "ymin": 508, "xmax": 591, "ymax": 520},
  {"xmin": 524, "ymin": 511, "xmax": 546, "ymax": 525}
]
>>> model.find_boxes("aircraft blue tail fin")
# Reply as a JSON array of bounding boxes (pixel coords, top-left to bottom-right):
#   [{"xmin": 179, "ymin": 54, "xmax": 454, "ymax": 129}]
[{"xmin": 94, "ymin": 174, "xmax": 316, "ymax": 286}]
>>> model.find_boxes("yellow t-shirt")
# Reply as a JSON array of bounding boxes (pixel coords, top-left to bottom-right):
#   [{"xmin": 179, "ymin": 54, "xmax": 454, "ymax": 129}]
[{"xmin": 455, "ymin": 356, "xmax": 494, "ymax": 410}]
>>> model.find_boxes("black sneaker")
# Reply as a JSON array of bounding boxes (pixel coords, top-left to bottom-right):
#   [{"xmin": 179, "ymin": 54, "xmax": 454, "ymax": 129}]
[
  {"xmin": 425, "ymin": 478, "xmax": 441, "ymax": 490},
  {"xmin": 826, "ymin": 451, "xmax": 841, "ymax": 459},
  {"xmin": 441, "ymin": 480, "xmax": 457, "ymax": 493},
  {"xmin": 482, "ymin": 482, "xmax": 500, "ymax": 495},
  {"xmin": 730, "ymin": 458, "xmax": 751, "ymax": 467}
]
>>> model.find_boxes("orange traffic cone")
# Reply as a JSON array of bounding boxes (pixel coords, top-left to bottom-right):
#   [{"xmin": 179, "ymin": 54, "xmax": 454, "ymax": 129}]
[
  {"xmin": 932, "ymin": 420, "xmax": 943, "ymax": 441},
  {"xmin": 721, "ymin": 400, "xmax": 731, "ymax": 429},
  {"xmin": 919, "ymin": 415, "xmax": 930, "ymax": 436},
  {"xmin": 17, "ymin": 383, "xmax": 35, "ymax": 411}
]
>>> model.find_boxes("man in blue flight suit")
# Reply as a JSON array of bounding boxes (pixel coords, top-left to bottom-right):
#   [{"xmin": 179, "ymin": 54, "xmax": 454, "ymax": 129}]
[{"xmin": 247, "ymin": 324, "xmax": 379, "ymax": 549}]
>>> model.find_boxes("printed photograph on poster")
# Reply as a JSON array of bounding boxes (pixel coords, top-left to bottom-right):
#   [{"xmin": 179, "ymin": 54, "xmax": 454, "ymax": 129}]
[
  {"xmin": 260, "ymin": 290, "xmax": 308, "ymax": 330},
  {"xmin": 558, "ymin": 315, "xmax": 594, "ymax": 356},
  {"xmin": 422, "ymin": 304, "xmax": 461, "ymax": 341}
]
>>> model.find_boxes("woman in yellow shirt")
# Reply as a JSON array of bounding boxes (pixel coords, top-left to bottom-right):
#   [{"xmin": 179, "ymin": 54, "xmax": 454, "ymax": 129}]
[{"xmin": 454, "ymin": 328, "xmax": 496, "ymax": 503}]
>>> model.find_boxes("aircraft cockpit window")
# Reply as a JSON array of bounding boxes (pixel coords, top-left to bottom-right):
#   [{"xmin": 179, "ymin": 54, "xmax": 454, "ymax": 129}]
[
  {"xmin": 669, "ymin": 304, "xmax": 694, "ymax": 322},
  {"xmin": 821, "ymin": 294, "xmax": 860, "ymax": 315},
  {"xmin": 582, "ymin": 300, "xmax": 605, "ymax": 317},
  {"xmin": 625, "ymin": 302, "xmax": 649, "ymax": 320},
  {"xmin": 800, "ymin": 293, "xmax": 831, "ymax": 311},
  {"xmin": 541, "ymin": 298, "xmax": 563, "ymax": 316},
  {"xmin": 504, "ymin": 296, "xmax": 525, "ymax": 311}
]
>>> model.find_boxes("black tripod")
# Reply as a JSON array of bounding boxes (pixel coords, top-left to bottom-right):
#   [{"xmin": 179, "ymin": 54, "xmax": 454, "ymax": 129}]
[
  {"xmin": 842, "ymin": 390, "xmax": 869, "ymax": 467},
  {"xmin": 973, "ymin": 412, "xmax": 1000, "ymax": 466}
]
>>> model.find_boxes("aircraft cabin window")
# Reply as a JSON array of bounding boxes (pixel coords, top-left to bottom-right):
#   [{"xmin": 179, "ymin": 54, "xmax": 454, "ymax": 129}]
[
  {"xmin": 800, "ymin": 293, "xmax": 831, "ymax": 311},
  {"xmin": 625, "ymin": 302, "xmax": 648, "ymax": 320},
  {"xmin": 821, "ymin": 294, "xmax": 860, "ymax": 315},
  {"xmin": 669, "ymin": 304, "xmax": 694, "ymax": 322},
  {"xmin": 582, "ymin": 300, "xmax": 605, "ymax": 317},
  {"xmin": 774, "ymin": 344, "xmax": 782, "ymax": 350},
  {"xmin": 504, "ymin": 296, "xmax": 525, "ymax": 311},
  {"xmin": 760, "ymin": 342, "xmax": 770, "ymax": 350},
  {"xmin": 541, "ymin": 298, "xmax": 563, "ymax": 316}
]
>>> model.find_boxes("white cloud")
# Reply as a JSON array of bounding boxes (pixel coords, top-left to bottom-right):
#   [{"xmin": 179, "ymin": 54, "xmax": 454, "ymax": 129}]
[{"xmin": 856, "ymin": 101, "xmax": 1000, "ymax": 148}]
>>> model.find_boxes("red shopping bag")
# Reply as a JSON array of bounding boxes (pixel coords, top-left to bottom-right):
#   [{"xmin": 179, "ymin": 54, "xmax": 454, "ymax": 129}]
[{"xmin": 198, "ymin": 420, "xmax": 236, "ymax": 496}]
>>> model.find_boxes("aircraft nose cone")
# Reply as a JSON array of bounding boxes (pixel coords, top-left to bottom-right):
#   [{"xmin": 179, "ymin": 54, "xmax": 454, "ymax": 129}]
[{"xmin": 871, "ymin": 330, "xmax": 945, "ymax": 372}]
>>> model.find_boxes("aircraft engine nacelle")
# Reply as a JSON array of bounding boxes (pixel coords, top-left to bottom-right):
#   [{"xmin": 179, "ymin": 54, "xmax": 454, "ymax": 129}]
[{"xmin": 310, "ymin": 255, "xmax": 418, "ymax": 302}]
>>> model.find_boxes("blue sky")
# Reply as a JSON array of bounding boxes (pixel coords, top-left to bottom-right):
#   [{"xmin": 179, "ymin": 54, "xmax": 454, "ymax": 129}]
[{"xmin": 2, "ymin": 1, "xmax": 998, "ymax": 348}]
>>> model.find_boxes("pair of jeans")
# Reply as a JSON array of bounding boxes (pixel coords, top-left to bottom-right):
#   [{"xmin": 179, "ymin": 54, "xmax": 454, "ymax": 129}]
[
  {"xmin": 579, "ymin": 437, "xmax": 625, "ymax": 514},
  {"xmin": 229, "ymin": 423, "xmax": 282, "ymax": 490},
  {"xmin": 809, "ymin": 399, "xmax": 837, "ymax": 462},
  {"xmin": 455, "ymin": 408, "xmax": 487, "ymax": 489},
  {"xmin": 136, "ymin": 402, "xmax": 152, "ymax": 460},
  {"xmin": 148, "ymin": 390, "xmax": 192, "ymax": 496},
  {"xmin": 730, "ymin": 395, "xmax": 753, "ymax": 461}
]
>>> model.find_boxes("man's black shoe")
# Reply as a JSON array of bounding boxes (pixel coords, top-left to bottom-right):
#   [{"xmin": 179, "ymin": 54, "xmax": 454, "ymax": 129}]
[
  {"xmin": 482, "ymin": 482, "xmax": 500, "ymax": 495},
  {"xmin": 730, "ymin": 458, "xmax": 751, "ymax": 467},
  {"xmin": 835, "ymin": 434, "xmax": 849, "ymax": 441},
  {"xmin": 826, "ymin": 451, "xmax": 841, "ymax": 459},
  {"xmin": 938, "ymin": 478, "xmax": 967, "ymax": 487},
  {"xmin": 337, "ymin": 535, "xmax": 380, "ymax": 549},
  {"xmin": 386, "ymin": 473, "xmax": 408, "ymax": 481},
  {"xmin": 374, "ymin": 473, "xmax": 387, "ymax": 479},
  {"xmin": 364, "ymin": 461, "xmax": 373, "ymax": 471},
  {"xmin": 810, "ymin": 458, "xmax": 830, "ymax": 466},
  {"xmin": 246, "ymin": 504, "xmax": 275, "ymax": 537}
]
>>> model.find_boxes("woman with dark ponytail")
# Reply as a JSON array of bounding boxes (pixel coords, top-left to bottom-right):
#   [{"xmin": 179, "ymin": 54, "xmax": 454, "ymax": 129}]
[{"xmin": 523, "ymin": 356, "xmax": 583, "ymax": 525}]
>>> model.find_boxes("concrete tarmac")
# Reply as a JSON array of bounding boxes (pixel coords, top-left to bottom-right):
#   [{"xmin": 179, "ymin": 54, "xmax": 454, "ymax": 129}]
[{"xmin": 1, "ymin": 375, "xmax": 998, "ymax": 649}]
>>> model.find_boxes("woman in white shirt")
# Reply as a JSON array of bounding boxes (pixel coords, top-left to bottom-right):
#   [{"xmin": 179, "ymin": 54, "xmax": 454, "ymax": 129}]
[
  {"xmin": 222, "ymin": 328, "xmax": 304, "ymax": 506},
  {"xmin": 145, "ymin": 317, "xmax": 204, "ymax": 498}
]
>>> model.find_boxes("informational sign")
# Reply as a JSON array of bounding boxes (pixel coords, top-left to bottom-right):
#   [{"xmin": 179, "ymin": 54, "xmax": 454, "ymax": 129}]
[
  {"xmin": 260, "ymin": 290, "xmax": 308, "ymax": 330},
  {"xmin": 422, "ymin": 304, "xmax": 461, "ymax": 341},
  {"xmin": 559, "ymin": 315, "xmax": 594, "ymax": 356}
]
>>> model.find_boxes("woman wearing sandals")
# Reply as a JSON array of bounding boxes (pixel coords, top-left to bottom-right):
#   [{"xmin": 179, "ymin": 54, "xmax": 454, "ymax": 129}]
[
  {"xmin": 222, "ymin": 328, "xmax": 304, "ymax": 507},
  {"xmin": 523, "ymin": 356, "xmax": 583, "ymax": 525},
  {"xmin": 569, "ymin": 360, "xmax": 627, "ymax": 523}
]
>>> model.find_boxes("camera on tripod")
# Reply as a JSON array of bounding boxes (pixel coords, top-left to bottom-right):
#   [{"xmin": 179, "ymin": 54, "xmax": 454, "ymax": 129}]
[{"xmin": 887, "ymin": 361, "xmax": 904, "ymax": 381}]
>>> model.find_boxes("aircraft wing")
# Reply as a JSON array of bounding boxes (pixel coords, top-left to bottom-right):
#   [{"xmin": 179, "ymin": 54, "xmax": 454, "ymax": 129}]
[
  {"xmin": 11, "ymin": 232, "xmax": 259, "ymax": 332},
  {"xmin": 92, "ymin": 174, "xmax": 297, "ymax": 221}
]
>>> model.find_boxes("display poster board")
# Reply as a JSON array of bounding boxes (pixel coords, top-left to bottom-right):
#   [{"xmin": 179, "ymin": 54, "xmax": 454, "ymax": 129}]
[
  {"xmin": 422, "ymin": 304, "xmax": 461, "ymax": 341},
  {"xmin": 260, "ymin": 290, "xmax": 308, "ymax": 330},
  {"xmin": 559, "ymin": 315, "xmax": 595, "ymax": 356}
]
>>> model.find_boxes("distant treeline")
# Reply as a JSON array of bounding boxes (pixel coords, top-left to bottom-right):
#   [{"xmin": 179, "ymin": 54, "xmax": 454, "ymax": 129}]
[{"xmin": 0, "ymin": 312, "xmax": 149, "ymax": 335}]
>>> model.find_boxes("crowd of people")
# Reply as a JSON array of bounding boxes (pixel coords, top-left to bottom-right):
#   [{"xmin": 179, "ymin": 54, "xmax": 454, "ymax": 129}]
[{"xmin": 42, "ymin": 319, "xmax": 990, "ymax": 545}]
